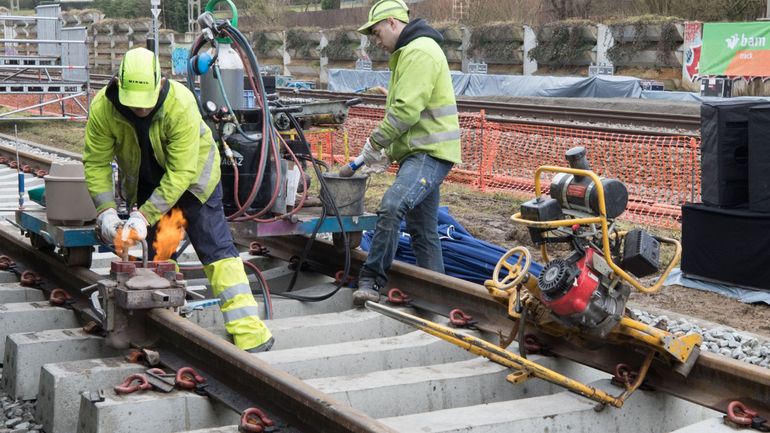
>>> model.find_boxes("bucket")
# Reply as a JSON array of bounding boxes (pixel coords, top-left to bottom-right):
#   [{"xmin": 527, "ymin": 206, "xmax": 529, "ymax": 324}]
[
  {"xmin": 44, "ymin": 161, "xmax": 97, "ymax": 226},
  {"xmin": 321, "ymin": 173, "xmax": 367, "ymax": 216}
]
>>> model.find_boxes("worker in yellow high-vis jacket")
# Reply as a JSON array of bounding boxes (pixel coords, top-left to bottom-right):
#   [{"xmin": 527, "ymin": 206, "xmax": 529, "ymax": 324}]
[
  {"xmin": 351, "ymin": 0, "xmax": 462, "ymax": 305},
  {"xmin": 83, "ymin": 47, "xmax": 273, "ymax": 353}
]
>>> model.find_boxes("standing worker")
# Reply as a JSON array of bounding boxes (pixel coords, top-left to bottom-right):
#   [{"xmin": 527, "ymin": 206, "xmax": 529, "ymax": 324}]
[
  {"xmin": 84, "ymin": 47, "xmax": 274, "ymax": 353},
  {"xmin": 351, "ymin": 0, "xmax": 462, "ymax": 305}
]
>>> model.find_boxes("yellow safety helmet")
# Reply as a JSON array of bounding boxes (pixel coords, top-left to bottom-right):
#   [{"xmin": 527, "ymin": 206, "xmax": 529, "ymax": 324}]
[
  {"xmin": 357, "ymin": 0, "xmax": 410, "ymax": 35},
  {"xmin": 118, "ymin": 47, "xmax": 161, "ymax": 109}
]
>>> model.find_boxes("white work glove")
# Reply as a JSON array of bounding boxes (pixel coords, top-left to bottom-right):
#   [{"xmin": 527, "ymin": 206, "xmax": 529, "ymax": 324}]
[
  {"xmin": 121, "ymin": 210, "xmax": 149, "ymax": 242},
  {"xmin": 360, "ymin": 138, "xmax": 391, "ymax": 174},
  {"xmin": 96, "ymin": 208, "xmax": 123, "ymax": 244}
]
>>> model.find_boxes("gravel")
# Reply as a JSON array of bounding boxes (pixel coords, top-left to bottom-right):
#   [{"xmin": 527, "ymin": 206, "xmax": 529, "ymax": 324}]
[
  {"xmin": 0, "ymin": 136, "xmax": 75, "ymax": 163},
  {"xmin": 632, "ymin": 309, "xmax": 770, "ymax": 368},
  {"xmin": 0, "ymin": 372, "xmax": 41, "ymax": 433}
]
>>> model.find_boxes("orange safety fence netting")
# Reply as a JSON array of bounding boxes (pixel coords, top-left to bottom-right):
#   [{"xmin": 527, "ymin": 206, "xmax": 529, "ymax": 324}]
[{"xmin": 304, "ymin": 106, "xmax": 701, "ymax": 230}]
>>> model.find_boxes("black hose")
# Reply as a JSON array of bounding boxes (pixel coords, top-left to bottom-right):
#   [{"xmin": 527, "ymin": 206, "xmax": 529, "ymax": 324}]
[{"xmin": 275, "ymin": 112, "xmax": 354, "ymax": 303}]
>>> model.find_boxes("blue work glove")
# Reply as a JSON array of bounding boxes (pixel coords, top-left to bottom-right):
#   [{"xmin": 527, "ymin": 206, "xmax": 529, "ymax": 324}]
[
  {"xmin": 96, "ymin": 208, "xmax": 123, "ymax": 244},
  {"xmin": 122, "ymin": 210, "xmax": 148, "ymax": 242}
]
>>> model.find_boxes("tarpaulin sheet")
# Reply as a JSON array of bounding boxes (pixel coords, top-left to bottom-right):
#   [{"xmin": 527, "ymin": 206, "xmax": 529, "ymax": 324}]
[
  {"xmin": 328, "ymin": 69, "xmax": 471, "ymax": 95},
  {"xmin": 328, "ymin": 68, "xmax": 642, "ymax": 98},
  {"xmin": 360, "ymin": 207, "xmax": 543, "ymax": 285},
  {"xmin": 665, "ymin": 268, "xmax": 770, "ymax": 305},
  {"xmin": 464, "ymin": 74, "xmax": 643, "ymax": 98}
]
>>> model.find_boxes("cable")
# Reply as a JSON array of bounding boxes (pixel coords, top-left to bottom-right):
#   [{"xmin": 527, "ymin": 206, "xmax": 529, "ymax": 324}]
[
  {"xmin": 178, "ymin": 260, "xmax": 273, "ymax": 319},
  {"xmin": 243, "ymin": 260, "xmax": 273, "ymax": 319}
]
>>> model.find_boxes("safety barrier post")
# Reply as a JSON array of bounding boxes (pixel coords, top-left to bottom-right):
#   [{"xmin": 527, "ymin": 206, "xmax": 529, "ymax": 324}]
[
  {"xmin": 343, "ymin": 128, "xmax": 350, "ymax": 162},
  {"xmin": 315, "ymin": 137, "xmax": 323, "ymax": 163},
  {"xmin": 479, "ymin": 110, "xmax": 486, "ymax": 192}
]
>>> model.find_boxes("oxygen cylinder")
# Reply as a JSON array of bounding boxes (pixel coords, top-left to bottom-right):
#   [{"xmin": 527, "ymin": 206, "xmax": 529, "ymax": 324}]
[{"xmin": 200, "ymin": 43, "xmax": 244, "ymax": 111}]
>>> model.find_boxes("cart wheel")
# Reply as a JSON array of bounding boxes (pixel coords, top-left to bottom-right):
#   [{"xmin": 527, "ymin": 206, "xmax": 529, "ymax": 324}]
[
  {"xmin": 63, "ymin": 247, "xmax": 93, "ymax": 268},
  {"xmin": 333, "ymin": 231, "xmax": 362, "ymax": 252},
  {"xmin": 29, "ymin": 232, "xmax": 55, "ymax": 252}
]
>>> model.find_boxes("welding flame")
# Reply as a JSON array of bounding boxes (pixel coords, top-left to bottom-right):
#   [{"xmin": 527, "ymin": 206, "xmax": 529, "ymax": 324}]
[{"xmin": 153, "ymin": 208, "xmax": 188, "ymax": 261}]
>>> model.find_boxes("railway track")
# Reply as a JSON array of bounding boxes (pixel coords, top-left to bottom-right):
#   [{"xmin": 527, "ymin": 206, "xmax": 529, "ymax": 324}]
[
  {"xmin": 0, "ymin": 141, "xmax": 767, "ymax": 433},
  {"xmin": 281, "ymin": 88, "xmax": 701, "ymax": 135}
]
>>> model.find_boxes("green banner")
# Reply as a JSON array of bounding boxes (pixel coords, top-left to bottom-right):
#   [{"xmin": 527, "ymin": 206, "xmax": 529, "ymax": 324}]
[{"xmin": 701, "ymin": 22, "xmax": 770, "ymax": 76}]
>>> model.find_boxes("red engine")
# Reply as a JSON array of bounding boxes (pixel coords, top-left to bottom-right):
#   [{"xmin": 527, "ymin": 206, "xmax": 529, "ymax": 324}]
[{"xmin": 537, "ymin": 247, "xmax": 629, "ymax": 337}]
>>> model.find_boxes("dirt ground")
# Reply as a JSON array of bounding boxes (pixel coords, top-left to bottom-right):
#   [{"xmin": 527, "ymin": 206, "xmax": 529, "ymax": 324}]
[{"xmin": 363, "ymin": 174, "xmax": 770, "ymax": 339}]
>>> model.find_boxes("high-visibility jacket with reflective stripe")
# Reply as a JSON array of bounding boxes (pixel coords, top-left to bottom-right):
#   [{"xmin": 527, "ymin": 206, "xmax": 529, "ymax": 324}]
[
  {"xmin": 369, "ymin": 36, "xmax": 462, "ymax": 165},
  {"xmin": 84, "ymin": 79, "xmax": 220, "ymax": 225}
]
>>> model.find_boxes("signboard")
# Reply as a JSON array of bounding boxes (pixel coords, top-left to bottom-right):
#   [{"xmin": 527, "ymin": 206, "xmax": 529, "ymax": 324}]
[
  {"xmin": 700, "ymin": 22, "xmax": 770, "ymax": 77},
  {"xmin": 683, "ymin": 21, "xmax": 702, "ymax": 84}
]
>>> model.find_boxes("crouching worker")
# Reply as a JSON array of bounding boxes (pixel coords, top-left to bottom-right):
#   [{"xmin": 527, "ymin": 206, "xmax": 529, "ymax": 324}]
[{"xmin": 84, "ymin": 47, "xmax": 274, "ymax": 352}]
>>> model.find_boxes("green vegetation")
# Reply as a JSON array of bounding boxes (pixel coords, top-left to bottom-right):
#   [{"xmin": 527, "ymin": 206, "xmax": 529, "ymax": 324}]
[
  {"xmin": 528, "ymin": 20, "xmax": 595, "ymax": 67},
  {"xmin": 606, "ymin": 16, "xmax": 681, "ymax": 68},
  {"xmin": 0, "ymin": 114, "xmax": 85, "ymax": 154}
]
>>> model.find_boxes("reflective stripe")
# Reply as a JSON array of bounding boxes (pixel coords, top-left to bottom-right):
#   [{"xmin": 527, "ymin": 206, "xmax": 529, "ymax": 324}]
[
  {"xmin": 199, "ymin": 121, "xmax": 208, "ymax": 136},
  {"xmin": 371, "ymin": 128, "xmax": 391, "ymax": 148},
  {"xmin": 218, "ymin": 283, "xmax": 252, "ymax": 304},
  {"xmin": 385, "ymin": 111, "xmax": 410, "ymax": 134},
  {"xmin": 93, "ymin": 191, "xmax": 114, "ymax": 207},
  {"xmin": 410, "ymin": 129, "xmax": 461, "ymax": 147},
  {"xmin": 222, "ymin": 305, "xmax": 261, "ymax": 323},
  {"xmin": 420, "ymin": 105, "xmax": 458, "ymax": 121},
  {"xmin": 372, "ymin": 4, "xmax": 406, "ymax": 19},
  {"xmin": 148, "ymin": 191, "xmax": 172, "ymax": 215},
  {"xmin": 189, "ymin": 144, "xmax": 217, "ymax": 196}
]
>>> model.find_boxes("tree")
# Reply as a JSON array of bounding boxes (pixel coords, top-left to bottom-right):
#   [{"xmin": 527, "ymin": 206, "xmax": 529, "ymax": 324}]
[
  {"xmin": 321, "ymin": 0, "xmax": 341, "ymax": 9},
  {"xmin": 162, "ymin": 0, "xmax": 187, "ymax": 33}
]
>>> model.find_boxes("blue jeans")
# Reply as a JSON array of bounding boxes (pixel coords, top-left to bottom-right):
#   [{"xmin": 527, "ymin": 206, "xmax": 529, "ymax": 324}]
[{"xmin": 360, "ymin": 152, "xmax": 454, "ymax": 286}]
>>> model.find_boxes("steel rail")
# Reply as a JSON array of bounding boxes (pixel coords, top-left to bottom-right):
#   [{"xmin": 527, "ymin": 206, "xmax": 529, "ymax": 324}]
[
  {"xmin": 253, "ymin": 235, "xmax": 770, "ymax": 416},
  {"xmin": 0, "ymin": 224, "xmax": 397, "ymax": 433}
]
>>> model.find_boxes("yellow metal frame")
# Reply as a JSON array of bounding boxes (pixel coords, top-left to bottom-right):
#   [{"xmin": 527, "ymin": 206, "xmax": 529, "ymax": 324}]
[
  {"xmin": 366, "ymin": 302, "xmax": 655, "ymax": 408},
  {"xmin": 510, "ymin": 166, "xmax": 681, "ymax": 294}
]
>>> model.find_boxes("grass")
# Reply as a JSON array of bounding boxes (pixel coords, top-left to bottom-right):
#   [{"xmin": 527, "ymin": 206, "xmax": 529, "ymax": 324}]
[{"xmin": 0, "ymin": 109, "xmax": 86, "ymax": 154}]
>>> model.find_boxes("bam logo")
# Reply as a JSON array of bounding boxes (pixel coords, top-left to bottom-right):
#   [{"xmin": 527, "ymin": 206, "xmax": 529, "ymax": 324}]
[{"xmin": 726, "ymin": 33, "xmax": 766, "ymax": 50}]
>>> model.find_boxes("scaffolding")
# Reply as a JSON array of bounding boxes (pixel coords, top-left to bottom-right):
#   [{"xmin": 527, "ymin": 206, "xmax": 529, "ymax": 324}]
[{"xmin": 0, "ymin": 4, "xmax": 90, "ymax": 121}]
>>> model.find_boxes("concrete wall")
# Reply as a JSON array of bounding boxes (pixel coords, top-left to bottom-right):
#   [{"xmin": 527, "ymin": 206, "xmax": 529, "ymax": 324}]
[{"xmin": 0, "ymin": 10, "xmax": 696, "ymax": 90}]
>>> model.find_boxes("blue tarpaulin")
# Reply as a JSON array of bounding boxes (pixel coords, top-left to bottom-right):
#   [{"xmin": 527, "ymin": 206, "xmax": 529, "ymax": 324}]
[{"xmin": 361, "ymin": 207, "xmax": 543, "ymax": 285}]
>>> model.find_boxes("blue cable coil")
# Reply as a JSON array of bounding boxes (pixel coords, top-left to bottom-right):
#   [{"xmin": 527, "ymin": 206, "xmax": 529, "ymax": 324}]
[{"xmin": 361, "ymin": 207, "xmax": 543, "ymax": 285}]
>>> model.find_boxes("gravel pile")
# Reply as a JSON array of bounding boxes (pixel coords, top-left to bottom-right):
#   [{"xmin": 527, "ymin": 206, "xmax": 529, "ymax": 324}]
[
  {"xmin": 0, "ymin": 137, "xmax": 75, "ymax": 163},
  {"xmin": 632, "ymin": 309, "xmax": 770, "ymax": 368}
]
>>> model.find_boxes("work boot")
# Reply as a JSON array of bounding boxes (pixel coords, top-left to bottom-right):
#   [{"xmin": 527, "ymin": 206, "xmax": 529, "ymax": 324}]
[
  {"xmin": 353, "ymin": 278, "xmax": 381, "ymax": 307},
  {"xmin": 246, "ymin": 336, "xmax": 275, "ymax": 353}
]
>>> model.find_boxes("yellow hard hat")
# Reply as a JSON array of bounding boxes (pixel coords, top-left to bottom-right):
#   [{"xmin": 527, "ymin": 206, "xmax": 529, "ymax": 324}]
[
  {"xmin": 357, "ymin": 0, "xmax": 409, "ymax": 35},
  {"xmin": 118, "ymin": 48, "xmax": 161, "ymax": 109}
]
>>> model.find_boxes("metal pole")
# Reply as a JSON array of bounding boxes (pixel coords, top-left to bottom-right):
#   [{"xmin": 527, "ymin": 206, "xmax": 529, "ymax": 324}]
[
  {"xmin": 151, "ymin": 0, "xmax": 161, "ymax": 55},
  {"xmin": 15, "ymin": 124, "xmax": 24, "ymax": 210}
]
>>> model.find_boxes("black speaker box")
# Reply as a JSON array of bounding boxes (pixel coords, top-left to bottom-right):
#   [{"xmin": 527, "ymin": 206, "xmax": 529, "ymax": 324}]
[
  {"xmin": 749, "ymin": 104, "xmax": 770, "ymax": 213},
  {"xmin": 681, "ymin": 203, "xmax": 770, "ymax": 290},
  {"xmin": 700, "ymin": 101, "xmax": 760, "ymax": 208}
]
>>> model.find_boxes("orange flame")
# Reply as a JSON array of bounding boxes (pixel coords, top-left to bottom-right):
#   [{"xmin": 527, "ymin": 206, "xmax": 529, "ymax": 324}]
[
  {"xmin": 114, "ymin": 226, "xmax": 141, "ymax": 260},
  {"xmin": 153, "ymin": 208, "xmax": 188, "ymax": 261}
]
